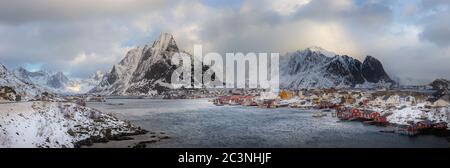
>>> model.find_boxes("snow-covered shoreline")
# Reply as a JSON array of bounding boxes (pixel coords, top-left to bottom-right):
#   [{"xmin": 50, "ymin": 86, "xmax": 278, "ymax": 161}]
[
  {"xmin": 387, "ymin": 103, "xmax": 449, "ymax": 126},
  {"xmin": 0, "ymin": 101, "xmax": 146, "ymax": 148}
]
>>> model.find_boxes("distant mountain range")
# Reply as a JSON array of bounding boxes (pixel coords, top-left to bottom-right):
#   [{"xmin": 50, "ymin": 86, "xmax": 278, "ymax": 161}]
[
  {"xmin": 12, "ymin": 67, "xmax": 103, "ymax": 94},
  {"xmin": 0, "ymin": 33, "xmax": 422, "ymax": 97},
  {"xmin": 279, "ymin": 46, "xmax": 394, "ymax": 89},
  {"xmin": 88, "ymin": 33, "xmax": 395, "ymax": 96}
]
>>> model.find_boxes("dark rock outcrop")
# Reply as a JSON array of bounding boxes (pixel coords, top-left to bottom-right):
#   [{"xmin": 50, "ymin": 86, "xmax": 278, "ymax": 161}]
[
  {"xmin": 430, "ymin": 78, "xmax": 450, "ymax": 90},
  {"xmin": 361, "ymin": 56, "xmax": 393, "ymax": 83}
]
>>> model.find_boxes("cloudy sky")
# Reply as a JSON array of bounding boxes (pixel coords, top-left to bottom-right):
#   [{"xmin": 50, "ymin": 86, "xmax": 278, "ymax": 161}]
[{"xmin": 0, "ymin": 0, "xmax": 449, "ymax": 84}]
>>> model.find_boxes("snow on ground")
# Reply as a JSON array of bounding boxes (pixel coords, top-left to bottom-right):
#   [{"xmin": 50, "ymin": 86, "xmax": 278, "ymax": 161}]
[
  {"xmin": 0, "ymin": 101, "xmax": 142, "ymax": 148},
  {"xmin": 387, "ymin": 103, "xmax": 449, "ymax": 126},
  {"xmin": 387, "ymin": 106, "xmax": 425, "ymax": 125}
]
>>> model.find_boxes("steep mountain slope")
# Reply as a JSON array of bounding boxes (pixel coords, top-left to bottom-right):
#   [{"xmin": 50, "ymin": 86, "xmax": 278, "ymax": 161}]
[
  {"xmin": 280, "ymin": 47, "xmax": 394, "ymax": 89},
  {"xmin": 91, "ymin": 33, "xmax": 191, "ymax": 95},
  {"xmin": 0, "ymin": 64, "xmax": 45, "ymax": 101}
]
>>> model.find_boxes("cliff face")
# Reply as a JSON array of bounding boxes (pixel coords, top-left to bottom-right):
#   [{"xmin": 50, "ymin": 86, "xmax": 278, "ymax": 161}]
[{"xmin": 361, "ymin": 56, "xmax": 393, "ymax": 83}]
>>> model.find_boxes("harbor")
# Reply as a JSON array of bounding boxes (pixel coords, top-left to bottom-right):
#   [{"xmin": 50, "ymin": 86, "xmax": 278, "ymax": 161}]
[{"xmin": 86, "ymin": 98, "xmax": 450, "ymax": 148}]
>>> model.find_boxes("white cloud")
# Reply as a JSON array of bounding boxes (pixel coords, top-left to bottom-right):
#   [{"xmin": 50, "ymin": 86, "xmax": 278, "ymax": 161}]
[
  {"xmin": 71, "ymin": 53, "xmax": 88, "ymax": 65},
  {"xmin": 270, "ymin": 0, "xmax": 312, "ymax": 16}
]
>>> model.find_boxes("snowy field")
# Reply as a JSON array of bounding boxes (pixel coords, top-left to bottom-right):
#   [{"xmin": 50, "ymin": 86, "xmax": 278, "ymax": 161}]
[{"xmin": 87, "ymin": 99, "xmax": 450, "ymax": 148}]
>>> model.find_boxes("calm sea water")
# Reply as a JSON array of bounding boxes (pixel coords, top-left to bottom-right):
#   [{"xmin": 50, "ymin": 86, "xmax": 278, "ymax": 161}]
[{"xmin": 87, "ymin": 99, "xmax": 450, "ymax": 148}]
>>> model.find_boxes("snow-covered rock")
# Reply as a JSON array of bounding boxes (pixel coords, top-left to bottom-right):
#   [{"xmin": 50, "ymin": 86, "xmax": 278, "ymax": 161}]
[
  {"xmin": 0, "ymin": 101, "xmax": 144, "ymax": 148},
  {"xmin": 280, "ymin": 47, "xmax": 394, "ymax": 89}
]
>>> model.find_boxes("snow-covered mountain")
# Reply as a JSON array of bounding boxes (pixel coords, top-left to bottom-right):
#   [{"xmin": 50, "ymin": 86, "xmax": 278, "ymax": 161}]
[
  {"xmin": 12, "ymin": 67, "xmax": 103, "ymax": 94},
  {"xmin": 91, "ymin": 35, "xmax": 394, "ymax": 95},
  {"xmin": 280, "ymin": 47, "xmax": 394, "ymax": 89},
  {"xmin": 0, "ymin": 64, "xmax": 45, "ymax": 101},
  {"xmin": 90, "ymin": 33, "xmax": 192, "ymax": 95},
  {"xmin": 13, "ymin": 68, "xmax": 68, "ymax": 89}
]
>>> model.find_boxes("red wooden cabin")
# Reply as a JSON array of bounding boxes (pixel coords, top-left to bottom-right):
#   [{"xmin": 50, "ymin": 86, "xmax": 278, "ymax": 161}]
[
  {"xmin": 433, "ymin": 122, "xmax": 448, "ymax": 130},
  {"xmin": 351, "ymin": 108, "xmax": 362, "ymax": 118},
  {"xmin": 415, "ymin": 120, "xmax": 433, "ymax": 130},
  {"xmin": 369, "ymin": 112, "xmax": 381, "ymax": 119},
  {"xmin": 374, "ymin": 116, "xmax": 387, "ymax": 123}
]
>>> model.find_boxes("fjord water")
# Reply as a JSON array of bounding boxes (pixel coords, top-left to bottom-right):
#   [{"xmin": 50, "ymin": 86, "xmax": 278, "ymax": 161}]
[{"xmin": 87, "ymin": 99, "xmax": 449, "ymax": 148}]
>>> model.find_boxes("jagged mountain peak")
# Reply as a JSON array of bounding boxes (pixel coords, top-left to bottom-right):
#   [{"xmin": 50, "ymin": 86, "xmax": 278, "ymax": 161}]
[
  {"xmin": 46, "ymin": 72, "xmax": 69, "ymax": 88},
  {"xmin": 363, "ymin": 55, "xmax": 381, "ymax": 65},
  {"xmin": 91, "ymin": 33, "xmax": 188, "ymax": 95},
  {"xmin": 90, "ymin": 70, "xmax": 105, "ymax": 81},
  {"xmin": 361, "ymin": 55, "xmax": 393, "ymax": 83},
  {"xmin": 152, "ymin": 32, "xmax": 178, "ymax": 52},
  {"xmin": 364, "ymin": 55, "xmax": 376, "ymax": 60},
  {"xmin": 280, "ymin": 47, "xmax": 394, "ymax": 89},
  {"xmin": 303, "ymin": 46, "xmax": 337, "ymax": 57}
]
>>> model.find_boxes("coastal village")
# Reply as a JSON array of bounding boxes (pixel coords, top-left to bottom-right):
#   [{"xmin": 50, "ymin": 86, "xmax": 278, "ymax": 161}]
[
  {"xmin": 211, "ymin": 88, "xmax": 450, "ymax": 136},
  {"xmin": 2, "ymin": 80, "xmax": 450, "ymax": 139}
]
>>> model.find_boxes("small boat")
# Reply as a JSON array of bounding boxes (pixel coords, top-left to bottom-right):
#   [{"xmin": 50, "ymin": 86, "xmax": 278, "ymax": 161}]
[
  {"xmin": 276, "ymin": 101, "xmax": 290, "ymax": 108},
  {"xmin": 312, "ymin": 112, "xmax": 327, "ymax": 118}
]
